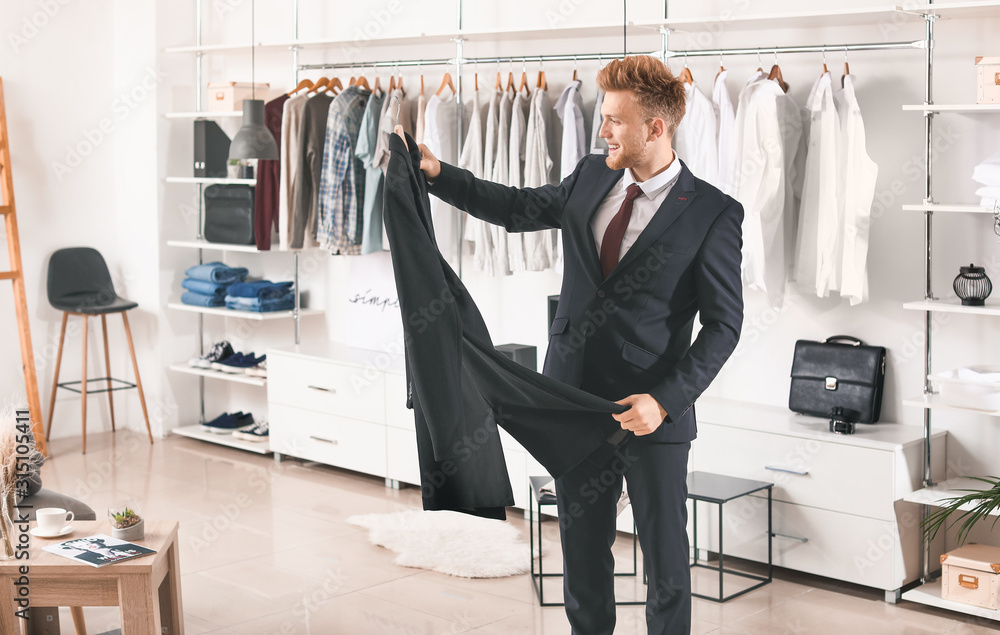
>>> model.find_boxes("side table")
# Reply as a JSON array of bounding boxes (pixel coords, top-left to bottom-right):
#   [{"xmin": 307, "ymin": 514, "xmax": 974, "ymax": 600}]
[
  {"xmin": 0, "ymin": 520, "xmax": 183, "ymax": 635},
  {"xmin": 687, "ymin": 471, "xmax": 773, "ymax": 602}
]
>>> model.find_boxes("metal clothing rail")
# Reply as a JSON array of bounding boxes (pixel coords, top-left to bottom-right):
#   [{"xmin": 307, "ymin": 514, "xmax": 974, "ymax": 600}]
[
  {"xmin": 297, "ymin": 50, "xmax": 661, "ymax": 72},
  {"xmin": 663, "ymin": 39, "xmax": 925, "ymax": 59}
]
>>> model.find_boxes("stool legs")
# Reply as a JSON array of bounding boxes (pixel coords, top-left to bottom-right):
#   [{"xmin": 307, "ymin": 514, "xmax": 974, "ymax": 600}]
[
  {"xmin": 69, "ymin": 606, "xmax": 86, "ymax": 635},
  {"xmin": 80, "ymin": 315, "xmax": 88, "ymax": 455},
  {"xmin": 121, "ymin": 312, "xmax": 153, "ymax": 444},
  {"xmin": 101, "ymin": 315, "xmax": 116, "ymax": 432},
  {"xmin": 45, "ymin": 313, "xmax": 68, "ymax": 440}
]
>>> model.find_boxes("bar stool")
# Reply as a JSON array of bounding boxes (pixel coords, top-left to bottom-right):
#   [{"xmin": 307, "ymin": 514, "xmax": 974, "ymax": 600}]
[{"xmin": 45, "ymin": 247, "xmax": 153, "ymax": 453}]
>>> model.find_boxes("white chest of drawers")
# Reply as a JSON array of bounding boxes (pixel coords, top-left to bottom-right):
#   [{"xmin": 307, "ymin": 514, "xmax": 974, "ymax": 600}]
[{"xmin": 691, "ymin": 398, "xmax": 947, "ymax": 597}]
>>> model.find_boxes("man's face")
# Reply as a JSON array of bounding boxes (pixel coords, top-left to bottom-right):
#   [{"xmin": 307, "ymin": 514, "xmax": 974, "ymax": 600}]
[{"xmin": 599, "ymin": 90, "xmax": 650, "ymax": 171}]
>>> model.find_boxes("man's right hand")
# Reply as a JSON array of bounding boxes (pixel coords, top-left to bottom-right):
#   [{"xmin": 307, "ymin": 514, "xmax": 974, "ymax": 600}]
[{"xmin": 418, "ymin": 143, "xmax": 442, "ymax": 181}]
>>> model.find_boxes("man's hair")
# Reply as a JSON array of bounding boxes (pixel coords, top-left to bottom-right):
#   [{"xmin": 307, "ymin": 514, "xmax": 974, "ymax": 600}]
[{"xmin": 596, "ymin": 56, "xmax": 686, "ymax": 134}]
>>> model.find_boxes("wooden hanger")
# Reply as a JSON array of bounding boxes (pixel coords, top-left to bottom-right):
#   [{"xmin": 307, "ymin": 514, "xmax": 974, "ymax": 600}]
[
  {"xmin": 389, "ymin": 75, "xmax": 396, "ymax": 91},
  {"xmin": 495, "ymin": 71, "xmax": 502, "ymax": 90},
  {"xmin": 420, "ymin": 74, "xmax": 425, "ymax": 96},
  {"xmin": 288, "ymin": 78, "xmax": 314, "ymax": 96},
  {"xmin": 536, "ymin": 69, "xmax": 547, "ymax": 90},
  {"xmin": 323, "ymin": 77, "xmax": 343, "ymax": 94},
  {"xmin": 474, "ymin": 71, "xmax": 479, "ymax": 91},
  {"xmin": 372, "ymin": 74, "xmax": 381, "ymax": 94},
  {"xmin": 505, "ymin": 71, "xmax": 514, "ymax": 92},
  {"xmin": 518, "ymin": 69, "xmax": 528, "ymax": 93},
  {"xmin": 572, "ymin": 68, "xmax": 578, "ymax": 81},
  {"xmin": 768, "ymin": 64, "xmax": 789, "ymax": 93},
  {"xmin": 397, "ymin": 75, "xmax": 405, "ymax": 97},
  {"xmin": 354, "ymin": 74, "xmax": 371, "ymax": 90},
  {"xmin": 307, "ymin": 77, "xmax": 329, "ymax": 94},
  {"xmin": 436, "ymin": 72, "xmax": 455, "ymax": 97},
  {"xmin": 679, "ymin": 66, "xmax": 694, "ymax": 85}
]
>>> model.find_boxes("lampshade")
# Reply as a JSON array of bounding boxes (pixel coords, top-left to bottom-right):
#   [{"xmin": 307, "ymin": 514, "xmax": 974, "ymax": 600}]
[{"xmin": 229, "ymin": 99, "xmax": 278, "ymax": 160}]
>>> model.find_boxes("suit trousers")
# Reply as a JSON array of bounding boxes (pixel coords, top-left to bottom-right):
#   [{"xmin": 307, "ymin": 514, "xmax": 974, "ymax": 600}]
[{"xmin": 555, "ymin": 439, "xmax": 691, "ymax": 635}]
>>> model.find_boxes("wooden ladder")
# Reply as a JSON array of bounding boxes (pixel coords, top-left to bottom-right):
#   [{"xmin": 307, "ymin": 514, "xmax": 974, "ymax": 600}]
[{"xmin": 0, "ymin": 78, "xmax": 47, "ymax": 456}]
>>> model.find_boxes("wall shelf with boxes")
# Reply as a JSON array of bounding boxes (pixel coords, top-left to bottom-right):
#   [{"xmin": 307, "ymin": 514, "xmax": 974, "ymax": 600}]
[{"xmin": 897, "ymin": 1, "xmax": 1000, "ymax": 622}]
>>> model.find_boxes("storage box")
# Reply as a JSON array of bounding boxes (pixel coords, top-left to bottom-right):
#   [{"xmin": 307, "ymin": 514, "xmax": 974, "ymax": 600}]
[
  {"xmin": 932, "ymin": 367, "xmax": 1000, "ymax": 412},
  {"xmin": 976, "ymin": 57, "xmax": 1000, "ymax": 104},
  {"xmin": 941, "ymin": 543, "xmax": 1000, "ymax": 609},
  {"xmin": 206, "ymin": 82, "xmax": 270, "ymax": 112}
]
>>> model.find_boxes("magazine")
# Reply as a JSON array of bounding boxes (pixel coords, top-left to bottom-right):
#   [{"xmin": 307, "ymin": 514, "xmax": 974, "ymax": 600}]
[{"xmin": 43, "ymin": 534, "xmax": 156, "ymax": 568}]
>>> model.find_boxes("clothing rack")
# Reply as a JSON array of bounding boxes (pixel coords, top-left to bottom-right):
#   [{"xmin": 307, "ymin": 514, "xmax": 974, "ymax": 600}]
[{"xmin": 662, "ymin": 39, "xmax": 926, "ymax": 58}]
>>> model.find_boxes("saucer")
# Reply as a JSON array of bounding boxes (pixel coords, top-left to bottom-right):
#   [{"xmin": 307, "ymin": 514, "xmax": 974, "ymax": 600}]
[{"xmin": 30, "ymin": 525, "xmax": 73, "ymax": 538}]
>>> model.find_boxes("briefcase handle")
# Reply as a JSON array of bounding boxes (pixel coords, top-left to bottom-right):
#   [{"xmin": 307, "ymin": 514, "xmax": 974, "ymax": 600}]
[{"xmin": 824, "ymin": 335, "xmax": 865, "ymax": 347}]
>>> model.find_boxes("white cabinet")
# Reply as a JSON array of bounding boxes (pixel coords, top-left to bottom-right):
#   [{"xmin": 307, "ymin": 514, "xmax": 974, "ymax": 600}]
[{"xmin": 691, "ymin": 398, "xmax": 947, "ymax": 593}]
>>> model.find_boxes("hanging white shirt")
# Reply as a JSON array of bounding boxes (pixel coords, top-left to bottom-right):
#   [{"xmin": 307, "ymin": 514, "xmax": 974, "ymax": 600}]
[
  {"xmin": 591, "ymin": 152, "xmax": 683, "ymax": 259},
  {"xmin": 489, "ymin": 90, "xmax": 515, "ymax": 275},
  {"xmin": 673, "ymin": 81, "xmax": 719, "ymax": 187},
  {"xmin": 523, "ymin": 87, "xmax": 555, "ymax": 271},
  {"xmin": 795, "ymin": 71, "xmax": 842, "ymax": 298},
  {"xmin": 507, "ymin": 87, "xmax": 531, "ymax": 273},
  {"xmin": 554, "ymin": 80, "xmax": 586, "ymax": 180},
  {"xmin": 712, "ymin": 70, "xmax": 736, "ymax": 193},
  {"xmin": 591, "ymin": 89, "xmax": 608, "ymax": 154},
  {"xmin": 729, "ymin": 73, "xmax": 803, "ymax": 310},
  {"xmin": 459, "ymin": 89, "xmax": 494, "ymax": 276},
  {"xmin": 424, "ymin": 89, "xmax": 460, "ymax": 266},
  {"xmin": 836, "ymin": 74, "xmax": 878, "ymax": 306},
  {"xmin": 278, "ymin": 92, "xmax": 309, "ymax": 251}
]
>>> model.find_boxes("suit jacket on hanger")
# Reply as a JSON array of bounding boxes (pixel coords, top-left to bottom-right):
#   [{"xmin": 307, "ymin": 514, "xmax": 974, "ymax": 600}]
[
  {"xmin": 427, "ymin": 154, "xmax": 744, "ymax": 444},
  {"xmin": 383, "ymin": 132, "xmax": 628, "ymax": 518}
]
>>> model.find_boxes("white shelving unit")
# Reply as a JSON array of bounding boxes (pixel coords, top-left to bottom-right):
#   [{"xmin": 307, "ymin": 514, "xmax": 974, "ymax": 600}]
[
  {"xmin": 903, "ymin": 478, "xmax": 1000, "ymax": 513},
  {"xmin": 168, "ymin": 363, "xmax": 266, "ymax": 387},
  {"xmin": 167, "ymin": 302, "xmax": 320, "ymax": 321},
  {"xmin": 166, "ymin": 239, "xmax": 262, "ymax": 253},
  {"xmin": 900, "ymin": 1, "xmax": 1000, "ymax": 621},
  {"xmin": 172, "ymin": 425, "xmax": 271, "ymax": 454}
]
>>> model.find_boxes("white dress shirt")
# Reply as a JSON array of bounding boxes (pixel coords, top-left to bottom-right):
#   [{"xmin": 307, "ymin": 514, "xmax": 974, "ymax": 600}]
[
  {"xmin": 278, "ymin": 92, "xmax": 309, "ymax": 251},
  {"xmin": 490, "ymin": 90, "xmax": 515, "ymax": 275},
  {"xmin": 523, "ymin": 87, "xmax": 555, "ymax": 271},
  {"xmin": 554, "ymin": 80, "xmax": 586, "ymax": 180},
  {"xmin": 836, "ymin": 74, "xmax": 878, "ymax": 306},
  {"xmin": 591, "ymin": 152, "xmax": 683, "ymax": 259},
  {"xmin": 591, "ymin": 89, "xmax": 608, "ymax": 154},
  {"xmin": 674, "ymin": 82, "xmax": 719, "ymax": 187},
  {"xmin": 796, "ymin": 71, "xmax": 842, "ymax": 298},
  {"xmin": 459, "ymin": 89, "xmax": 494, "ymax": 275},
  {"xmin": 712, "ymin": 70, "xmax": 736, "ymax": 193},
  {"xmin": 424, "ymin": 90, "xmax": 459, "ymax": 266},
  {"xmin": 507, "ymin": 87, "xmax": 531, "ymax": 273}
]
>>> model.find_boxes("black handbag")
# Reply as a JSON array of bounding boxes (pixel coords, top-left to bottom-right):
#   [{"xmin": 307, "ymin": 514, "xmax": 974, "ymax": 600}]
[
  {"xmin": 789, "ymin": 335, "xmax": 886, "ymax": 424},
  {"xmin": 204, "ymin": 184, "xmax": 255, "ymax": 245}
]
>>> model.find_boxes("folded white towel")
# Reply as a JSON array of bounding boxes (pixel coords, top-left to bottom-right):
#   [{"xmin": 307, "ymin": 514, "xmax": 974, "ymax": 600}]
[
  {"xmin": 976, "ymin": 186, "xmax": 1000, "ymax": 198},
  {"xmin": 954, "ymin": 367, "xmax": 1000, "ymax": 384},
  {"xmin": 981, "ymin": 197, "xmax": 999, "ymax": 209},
  {"xmin": 973, "ymin": 151, "xmax": 1000, "ymax": 186}
]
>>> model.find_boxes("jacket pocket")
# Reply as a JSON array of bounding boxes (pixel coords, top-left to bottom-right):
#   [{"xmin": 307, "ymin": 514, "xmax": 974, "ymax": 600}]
[
  {"xmin": 549, "ymin": 317, "xmax": 569, "ymax": 336},
  {"xmin": 621, "ymin": 340, "xmax": 664, "ymax": 375}
]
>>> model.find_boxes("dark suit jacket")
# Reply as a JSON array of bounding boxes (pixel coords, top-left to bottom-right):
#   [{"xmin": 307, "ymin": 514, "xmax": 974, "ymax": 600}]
[{"xmin": 429, "ymin": 155, "xmax": 744, "ymax": 443}]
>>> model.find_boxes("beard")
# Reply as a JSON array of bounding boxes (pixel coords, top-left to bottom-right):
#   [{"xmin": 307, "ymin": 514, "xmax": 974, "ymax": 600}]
[{"xmin": 604, "ymin": 128, "xmax": 648, "ymax": 171}]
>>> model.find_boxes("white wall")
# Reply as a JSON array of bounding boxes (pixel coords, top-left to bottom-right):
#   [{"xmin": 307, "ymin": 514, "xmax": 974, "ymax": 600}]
[{"xmin": 1, "ymin": 0, "xmax": 997, "ymax": 552}]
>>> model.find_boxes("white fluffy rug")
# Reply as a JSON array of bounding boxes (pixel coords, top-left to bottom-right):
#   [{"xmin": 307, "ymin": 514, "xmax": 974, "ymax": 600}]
[{"xmin": 347, "ymin": 510, "xmax": 533, "ymax": 578}]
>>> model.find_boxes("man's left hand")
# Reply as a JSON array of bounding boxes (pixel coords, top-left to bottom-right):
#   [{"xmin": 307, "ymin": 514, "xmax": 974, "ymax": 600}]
[{"xmin": 613, "ymin": 394, "xmax": 668, "ymax": 436}]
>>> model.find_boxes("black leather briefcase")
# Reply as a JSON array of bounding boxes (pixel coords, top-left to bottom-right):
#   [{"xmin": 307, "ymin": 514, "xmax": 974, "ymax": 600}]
[
  {"xmin": 204, "ymin": 184, "xmax": 255, "ymax": 245},
  {"xmin": 789, "ymin": 335, "xmax": 886, "ymax": 424}
]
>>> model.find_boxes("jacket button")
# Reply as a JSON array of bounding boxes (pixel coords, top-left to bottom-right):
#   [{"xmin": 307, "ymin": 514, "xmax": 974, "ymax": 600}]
[{"xmin": 597, "ymin": 290, "xmax": 606, "ymax": 298}]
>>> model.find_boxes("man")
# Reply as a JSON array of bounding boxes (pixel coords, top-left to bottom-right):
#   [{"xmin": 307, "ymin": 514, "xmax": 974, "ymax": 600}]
[{"xmin": 418, "ymin": 56, "xmax": 744, "ymax": 635}]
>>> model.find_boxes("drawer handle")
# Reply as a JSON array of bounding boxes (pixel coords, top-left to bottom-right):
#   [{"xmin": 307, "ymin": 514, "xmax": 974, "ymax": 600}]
[
  {"xmin": 771, "ymin": 532, "xmax": 809, "ymax": 543},
  {"xmin": 308, "ymin": 385, "xmax": 337, "ymax": 394},
  {"xmin": 959, "ymin": 574, "xmax": 979, "ymax": 590},
  {"xmin": 310, "ymin": 436, "xmax": 339, "ymax": 445},
  {"xmin": 765, "ymin": 465, "xmax": 809, "ymax": 476}
]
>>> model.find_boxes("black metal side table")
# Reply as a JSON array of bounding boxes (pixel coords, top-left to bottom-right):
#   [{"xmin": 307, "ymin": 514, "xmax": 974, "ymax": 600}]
[
  {"xmin": 687, "ymin": 471, "xmax": 774, "ymax": 602},
  {"xmin": 528, "ymin": 475, "xmax": 643, "ymax": 606}
]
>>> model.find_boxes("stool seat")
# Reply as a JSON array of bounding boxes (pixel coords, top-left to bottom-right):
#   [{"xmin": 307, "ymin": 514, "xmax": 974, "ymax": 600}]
[
  {"xmin": 687, "ymin": 471, "xmax": 772, "ymax": 504},
  {"xmin": 49, "ymin": 292, "xmax": 138, "ymax": 314}
]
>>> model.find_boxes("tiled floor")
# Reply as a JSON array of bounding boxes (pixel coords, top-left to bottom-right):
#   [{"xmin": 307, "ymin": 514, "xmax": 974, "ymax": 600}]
[{"xmin": 34, "ymin": 430, "xmax": 1000, "ymax": 634}]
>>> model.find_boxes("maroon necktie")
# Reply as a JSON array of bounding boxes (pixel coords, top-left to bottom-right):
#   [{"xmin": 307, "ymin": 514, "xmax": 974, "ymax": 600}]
[{"xmin": 600, "ymin": 183, "xmax": 643, "ymax": 279}]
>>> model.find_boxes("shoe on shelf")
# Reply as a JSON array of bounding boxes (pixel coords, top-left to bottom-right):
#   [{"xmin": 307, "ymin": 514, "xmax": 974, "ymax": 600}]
[
  {"xmin": 616, "ymin": 482, "xmax": 631, "ymax": 517},
  {"xmin": 212, "ymin": 353, "xmax": 264, "ymax": 374},
  {"xmin": 245, "ymin": 359, "xmax": 268, "ymax": 378},
  {"xmin": 201, "ymin": 411, "xmax": 254, "ymax": 434},
  {"xmin": 188, "ymin": 340, "xmax": 235, "ymax": 368},
  {"xmin": 232, "ymin": 420, "xmax": 269, "ymax": 442}
]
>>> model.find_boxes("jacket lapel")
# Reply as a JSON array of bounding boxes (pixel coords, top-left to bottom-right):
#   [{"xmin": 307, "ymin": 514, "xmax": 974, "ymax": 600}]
[
  {"xmin": 571, "ymin": 165, "xmax": 623, "ymax": 289},
  {"xmin": 607, "ymin": 163, "xmax": 697, "ymax": 280}
]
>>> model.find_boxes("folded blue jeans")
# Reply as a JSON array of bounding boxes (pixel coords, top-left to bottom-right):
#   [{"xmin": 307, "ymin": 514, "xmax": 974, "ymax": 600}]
[
  {"xmin": 225, "ymin": 295, "xmax": 294, "ymax": 312},
  {"xmin": 181, "ymin": 291, "xmax": 225, "ymax": 308},
  {"xmin": 184, "ymin": 261, "xmax": 249, "ymax": 284},
  {"xmin": 227, "ymin": 280, "xmax": 294, "ymax": 299},
  {"xmin": 181, "ymin": 278, "xmax": 229, "ymax": 297}
]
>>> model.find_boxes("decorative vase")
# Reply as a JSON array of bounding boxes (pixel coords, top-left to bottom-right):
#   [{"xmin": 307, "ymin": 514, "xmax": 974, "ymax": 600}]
[
  {"xmin": 108, "ymin": 498, "xmax": 144, "ymax": 541},
  {"xmin": 0, "ymin": 490, "xmax": 17, "ymax": 560},
  {"xmin": 953, "ymin": 263, "xmax": 993, "ymax": 306}
]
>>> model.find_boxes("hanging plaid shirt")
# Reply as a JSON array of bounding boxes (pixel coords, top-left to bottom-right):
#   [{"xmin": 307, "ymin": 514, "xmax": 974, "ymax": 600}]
[{"xmin": 317, "ymin": 85, "xmax": 372, "ymax": 254}]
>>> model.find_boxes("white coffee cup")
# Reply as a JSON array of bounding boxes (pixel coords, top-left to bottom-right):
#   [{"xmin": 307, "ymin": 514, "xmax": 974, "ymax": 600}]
[{"xmin": 36, "ymin": 508, "xmax": 73, "ymax": 533}]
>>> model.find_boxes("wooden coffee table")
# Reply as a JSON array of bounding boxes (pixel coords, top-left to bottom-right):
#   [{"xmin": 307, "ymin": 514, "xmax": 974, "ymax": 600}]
[{"xmin": 0, "ymin": 520, "xmax": 183, "ymax": 635}]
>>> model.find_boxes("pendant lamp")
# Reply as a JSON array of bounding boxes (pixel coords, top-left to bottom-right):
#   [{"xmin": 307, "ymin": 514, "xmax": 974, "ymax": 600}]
[{"xmin": 229, "ymin": 0, "xmax": 277, "ymax": 160}]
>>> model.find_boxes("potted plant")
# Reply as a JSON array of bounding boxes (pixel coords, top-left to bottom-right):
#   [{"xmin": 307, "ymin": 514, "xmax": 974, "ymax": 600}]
[
  {"xmin": 922, "ymin": 476, "xmax": 1000, "ymax": 544},
  {"xmin": 109, "ymin": 498, "xmax": 144, "ymax": 540}
]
